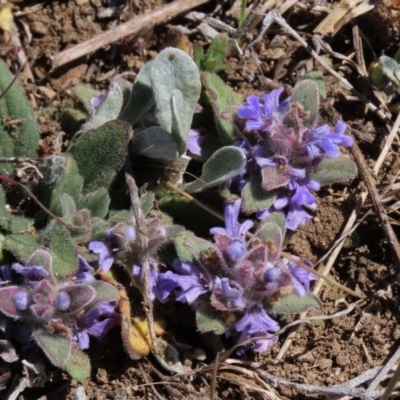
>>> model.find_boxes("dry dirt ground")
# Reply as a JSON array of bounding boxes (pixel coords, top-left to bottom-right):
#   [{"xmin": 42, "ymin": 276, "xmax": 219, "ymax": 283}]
[{"xmin": 2, "ymin": 0, "xmax": 400, "ymax": 399}]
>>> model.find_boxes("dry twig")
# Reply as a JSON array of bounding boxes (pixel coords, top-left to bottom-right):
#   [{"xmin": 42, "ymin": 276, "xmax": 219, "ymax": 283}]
[{"xmin": 52, "ymin": 0, "xmax": 211, "ymax": 69}]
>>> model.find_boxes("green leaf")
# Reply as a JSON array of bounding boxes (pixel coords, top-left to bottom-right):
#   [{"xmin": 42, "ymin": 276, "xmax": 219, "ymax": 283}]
[
  {"xmin": 64, "ymin": 347, "xmax": 91, "ymax": 382},
  {"xmin": 140, "ymin": 191, "xmax": 155, "ymax": 216},
  {"xmin": 183, "ymin": 146, "xmax": 246, "ymax": 193},
  {"xmin": 4, "ymin": 233, "xmax": 39, "ymax": 263},
  {"xmin": 200, "ymin": 36, "xmax": 230, "ymax": 73},
  {"xmin": 71, "ymin": 84, "xmax": 99, "ymax": 112},
  {"xmin": 269, "ymin": 293, "xmax": 322, "ymax": 314},
  {"xmin": 0, "ymin": 61, "xmax": 39, "ymax": 175},
  {"xmin": 88, "ymin": 280, "xmax": 120, "ymax": 306},
  {"xmin": 196, "ymin": 301, "xmax": 230, "ymax": 335},
  {"xmin": 254, "ymin": 221, "xmax": 283, "ymax": 263},
  {"xmin": 131, "ymin": 126, "xmax": 178, "ymax": 161},
  {"xmin": 68, "ymin": 120, "xmax": 132, "ymax": 194},
  {"xmin": 201, "ymin": 71, "xmax": 242, "ymax": 144},
  {"xmin": 173, "ymin": 230, "xmax": 213, "ymax": 263},
  {"xmin": 78, "ymin": 188, "xmax": 110, "ymax": 219},
  {"xmin": 150, "ymin": 47, "xmax": 201, "ymax": 154},
  {"xmin": 81, "ymin": 82, "xmax": 124, "ymax": 131},
  {"xmin": 33, "ymin": 327, "xmax": 71, "ymax": 368},
  {"xmin": 241, "ymin": 174, "xmax": 278, "ymax": 214},
  {"xmin": 0, "ymin": 185, "xmax": 34, "ymax": 233},
  {"xmin": 309, "ymin": 157, "xmax": 357, "ymax": 186},
  {"xmin": 49, "ymin": 156, "xmax": 83, "ymax": 216},
  {"xmin": 291, "ymin": 79, "xmax": 320, "ymax": 128},
  {"xmin": 119, "ymin": 61, "xmax": 154, "ymax": 127},
  {"xmin": 298, "ymin": 71, "xmax": 326, "ymax": 99},
  {"xmin": 40, "ymin": 221, "xmax": 77, "ymax": 278}
]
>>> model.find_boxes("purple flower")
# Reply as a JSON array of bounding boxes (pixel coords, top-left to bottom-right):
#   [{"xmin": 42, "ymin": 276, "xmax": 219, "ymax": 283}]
[
  {"xmin": 76, "ymin": 301, "xmax": 121, "ymax": 350},
  {"xmin": 210, "ymin": 200, "xmax": 253, "ymax": 262},
  {"xmin": 14, "ymin": 291, "xmax": 29, "ymax": 310},
  {"xmin": 74, "ymin": 256, "xmax": 94, "ymax": 283},
  {"xmin": 286, "ymin": 257, "xmax": 317, "ymax": 295},
  {"xmin": 56, "ymin": 292, "xmax": 71, "ymax": 311},
  {"xmin": 187, "ymin": 129, "xmax": 204, "ymax": 156},
  {"xmin": 90, "ymin": 92, "xmax": 105, "ymax": 108},
  {"xmin": 132, "ymin": 262, "xmax": 164, "ymax": 302},
  {"xmin": 234, "ymin": 303, "xmax": 279, "ymax": 353},
  {"xmin": 12, "ymin": 264, "xmax": 48, "ymax": 281},
  {"xmin": 158, "ymin": 260, "xmax": 210, "ymax": 304},
  {"xmin": 256, "ymin": 157, "xmax": 320, "ymax": 230},
  {"xmin": 237, "ymin": 88, "xmax": 287, "ymax": 132},
  {"xmin": 88, "ymin": 230, "xmax": 117, "ymax": 272},
  {"xmin": 304, "ymin": 120, "xmax": 353, "ymax": 159},
  {"xmin": 211, "ymin": 277, "xmax": 245, "ymax": 310}
]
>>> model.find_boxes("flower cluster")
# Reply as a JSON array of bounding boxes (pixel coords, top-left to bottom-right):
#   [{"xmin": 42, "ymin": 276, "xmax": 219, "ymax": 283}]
[
  {"xmin": 0, "ymin": 250, "xmax": 120, "ymax": 351},
  {"xmin": 151, "ymin": 200, "xmax": 317, "ymax": 353},
  {"xmin": 235, "ymin": 86, "xmax": 353, "ymax": 230}
]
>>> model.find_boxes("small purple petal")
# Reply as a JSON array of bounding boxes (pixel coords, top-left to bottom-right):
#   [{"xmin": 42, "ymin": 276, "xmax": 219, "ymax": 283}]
[
  {"xmin": 56, "ymin": 292, "xmax": 71, "ymax": 311},
  {"xmin": 13, "ymin": 264, "xmax": 48, "ymax": 281},
  {"xmin": 14, "ymin": 291, "xmax": 29, "ymax": 310}
]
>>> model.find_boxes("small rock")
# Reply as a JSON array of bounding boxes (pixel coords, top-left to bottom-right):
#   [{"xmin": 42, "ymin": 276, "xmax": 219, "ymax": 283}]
[
  {"xmin": 297, "ymin": 351, "xmax": 315, "ymax": 363},
  {"xmin": 316, "ymin": 357, "xmax": 332, "ymax": 370},
  {"xmin": 75, "ymin": 0, "xmax": 89, "ymax": 4},
  {"xmin": 30, "ymin": 21, "xmax": 47, "ymax": 36}
]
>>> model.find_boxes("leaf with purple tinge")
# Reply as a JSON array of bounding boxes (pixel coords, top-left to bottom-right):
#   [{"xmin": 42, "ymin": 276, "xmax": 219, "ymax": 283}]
[
  {"xmin": 261, "ymin": 166, "xmax": 290, "ymax": 191},
  {"xmin": 0, "ymin": 286, "xmax": 25, "ymax": 318},
  {"xmin": 254, "ymin": 222, "xmax": 283, "ymax": 264},
  {"xmin": 26, "ymin": 249, "xmax": 53, "ymax": 275},
  {"xmin": 241, "ymin": 174, "xmax": 278, "ymax": 214},
  {"xmin": 58, "ymin": 285, "xmax": 96, "ymax": 314},
  {"xmin": 33, "ymin": 327, "xmax": 72, "ymax": 368}
]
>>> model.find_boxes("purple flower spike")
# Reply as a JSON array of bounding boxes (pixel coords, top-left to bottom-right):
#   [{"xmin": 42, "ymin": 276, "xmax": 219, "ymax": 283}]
[
  {"xmin": 88, "ymin": 230, "xmax": 117, "ymax": 272},
  {"xmin": 234, "ymin": 303, "xmax": 280, "ymax": 353}
]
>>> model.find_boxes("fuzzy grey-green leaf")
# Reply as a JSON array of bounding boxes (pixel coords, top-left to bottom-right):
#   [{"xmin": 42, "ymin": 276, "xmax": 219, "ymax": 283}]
[
  {"xmin": 81, "ymin": 82, "xmax": 124, "ymax": 132},
  {"xmin": 291, "ymin": 79, "xmax": 320, "ymax": 128},
  {"xmin": 184, "ymin": 146, "xmax": 246, "ymax": 193},
  {"xmin": 64, "ymin": 347, "xmax": 91, "ymax": 382},
  {"xmin": 309, "ymin": 157, "xmax": 357, "ymax": 186},
  {"xmin": 150, "ymin": 47, "xmax": 201, "ymax": 147},
  {"xmin": 131, "ymin": 126, "xmax": 178, "ymax": 161},
  {"xmin": 78, "ymin": 188, "xmax": 110, "ymax": 219},
  {"xmin": 119, "ymin": 61, "xmax": 154, "ymax": 127},
  {"xmin": 241, "ymin": 174, "xmax": 278, "ymax": 214},
  {"xmin": 269, "ymin": 293, "xmax": 322, "ymax": 314},
  {"xmin": 379, "ymin": 56, "xmax": 400, "ymax": 86},
  {"xmin": 33, "ymin": 327, "xmax": 71, "ymax": 368}
]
